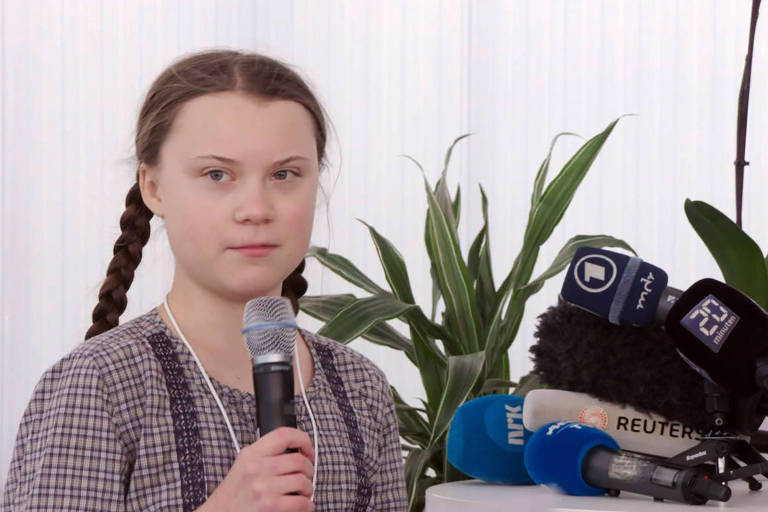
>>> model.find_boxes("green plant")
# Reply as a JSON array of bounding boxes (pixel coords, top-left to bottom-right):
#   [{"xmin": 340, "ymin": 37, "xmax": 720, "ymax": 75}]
[
  {"xmin": 685, "ymin": 199, "xmax": 768, "ymax": 309},
  {"xmin": 685, "ymin": 1, "xmax": 765, "ymax": 302},
  {"xmin": 298, "ymin": 117, "xmax": 634, "ymax": 511}
]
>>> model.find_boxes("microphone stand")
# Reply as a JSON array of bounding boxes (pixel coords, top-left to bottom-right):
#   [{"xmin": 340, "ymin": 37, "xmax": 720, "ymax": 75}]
[{"xmin": 666, "ymin": 380, "xmax": 768, "ymax": 492}]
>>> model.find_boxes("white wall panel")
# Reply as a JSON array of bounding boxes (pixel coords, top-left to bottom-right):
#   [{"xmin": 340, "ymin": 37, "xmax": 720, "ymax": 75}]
[{"xmin": 2, "ymin": 0, "xmax": 766, "ymax": 486}]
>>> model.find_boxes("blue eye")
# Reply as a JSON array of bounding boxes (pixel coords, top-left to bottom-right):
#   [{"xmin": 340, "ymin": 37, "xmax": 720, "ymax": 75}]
[
  {"xmin": 206, "ymin": 169, "xmax": 228, "ymax": 182},
  {"xmin": 273, "ymin": 169, "xmax": 297, "ymax": 181}
]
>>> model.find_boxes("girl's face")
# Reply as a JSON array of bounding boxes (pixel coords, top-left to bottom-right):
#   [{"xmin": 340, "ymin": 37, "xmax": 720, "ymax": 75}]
[{"xmin": 141, "ymin": 91, "xmax": 320, "ymax": 303}]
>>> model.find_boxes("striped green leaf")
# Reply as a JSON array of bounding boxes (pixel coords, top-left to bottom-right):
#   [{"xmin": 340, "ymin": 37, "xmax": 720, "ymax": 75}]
[
  {"xmin": 435, "ymin": 175, "xmax": 457, "ymax": 233},
  {"xmin": 306, "ymin": 246, "xmax": 384, "ymax": 295},
  {"xmin": 410, "ymin": 327, "xmax": 447, "ymax": 420},
  {"xmin": 529, "ymin": 132, "xmax": 580, "ymax": 213},
  {"xmin": 304, "ymin": 292, "xmax": 446, "ymax": 411},
  {"xmin": 512, "ymin": 371, "xmax": 545, "ymax": 398},
  {"xmin": 484, "ymin": 118, "xmax": 624, "ymax": 373},
  {"xmin": 519, "ymin": 235, "xmax": 636, "ymax": 296},
  {"xmin": 467, "ymin": 225, "xmax": 485, "ymax": 283},
  {"xmin": 428, "ymin": 351, "xmax": 485, "ymax": 446},
  {"xmin": 392, "ymin": 386, "xmax": 431, "ymax": 448},
  {"xmin": 404, "ymin": 152, "xmax": 444, "ymax": 323},
  {"xmin": 299, "ymin": 294, "xmax": 417, "ymax": 361},
  {"xmin": 441, "ymin": 133, "xmax": 471, "ymax": 230},
  {"xmin": 475, "ymin": 185, "xmax": 495, "ymax": 324},
  {"xmin": 442, "ymin": 133, "xmax": 472, "ymax": 177},
  {"xmin": 452, "ymin": 184, "xmax": 462, "ymax": 231},
  {"xmin": 526, "ymin": 118, "xmax": 623, "ymax": 248},
  {"xmin": 317, "ymin": 294, "xmax": 418, "ymax": 343},
  {"xmin": 405, "ymin": 445, "xmax": 440, "ymax": 512},
  {"xmin": 356, "ymin": 218, "xmax": 456, "ymax": 352},
  {"xmin": 298, "ymin": 293, "xmax": 356, "ymax": 320},
  {"xmin": 421, "ymin": 170, "xmax": 482, "ymax": 354},
  {"xmin": 425, "ymin": 215, "xmax": 441, "ymax": 322},
  {"xmin": 357, "ymin": 219, "xmax": 416, "ymax": 303},
  {"xmin": 511, "ymin": 117, "xmax": 623, "ymax": 291},
  {"xmin": 685, "ymin": 199, "xmax": 768, "ymax": 309}
]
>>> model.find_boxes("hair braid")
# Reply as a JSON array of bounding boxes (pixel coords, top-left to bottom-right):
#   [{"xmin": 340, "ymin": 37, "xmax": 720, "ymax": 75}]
[
  {"xmin": 281, "ymin": 258, "xmax": 308, "ymax": 315},
  {"xmin": 85, "ymin": 181, "xmax": 153, "ymax": 340}
]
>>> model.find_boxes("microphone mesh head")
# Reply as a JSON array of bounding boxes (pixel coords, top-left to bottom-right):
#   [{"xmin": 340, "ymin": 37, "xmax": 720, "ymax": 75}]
[{"xmin": 242, "ymin": 296, "xmax": 297, "ymax": 360}]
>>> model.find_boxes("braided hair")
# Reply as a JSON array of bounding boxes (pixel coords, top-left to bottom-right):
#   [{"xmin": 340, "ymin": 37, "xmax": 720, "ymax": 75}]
[{"xmin": 85, "ymin": 50, "xmax": 327, "ymax": 340}]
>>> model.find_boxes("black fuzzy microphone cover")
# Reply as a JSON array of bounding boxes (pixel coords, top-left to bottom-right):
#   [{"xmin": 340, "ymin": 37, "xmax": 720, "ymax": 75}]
[{"xmin": 530, "ymin": 299, "xmax": 709, "ymax": 431}]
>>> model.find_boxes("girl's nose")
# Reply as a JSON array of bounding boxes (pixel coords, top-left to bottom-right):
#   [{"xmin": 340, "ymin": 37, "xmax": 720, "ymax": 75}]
[{"xmin": 232, "ymin": 183, "xmax": 275, "ymax": 224}]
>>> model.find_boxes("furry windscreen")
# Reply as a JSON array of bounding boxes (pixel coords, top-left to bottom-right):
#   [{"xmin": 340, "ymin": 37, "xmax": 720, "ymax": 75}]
[{"xmin": 530, "ymin": 299, "xmax": 708, "ymax": 431}]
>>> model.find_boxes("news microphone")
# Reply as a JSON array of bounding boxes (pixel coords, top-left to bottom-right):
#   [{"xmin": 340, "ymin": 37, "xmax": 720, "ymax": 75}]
[
  {"xmin": 664, "ymin": 278, "xmax": 768, "ymax": 396},
  {"xmin": 560, "ymin": 247, "xmax": 768, "ymax": 397},
  {"xmin": 524, "ymin": 421, "xmax": 731, "ymax": 504},
  {"xmin": 531, "ymin": 299, "xmax": 709, "ymax": 430},
  {"xmin": 243, "ymin": 296, "xmax": 297, "ymax": 435},
  {"xmin": 446, "ymin": 394, "xmax": 534, "ymax": 484},
  {"xmin": 560, "ymin": 246, "xmax": 681, "ymax": 327},
  {"xmin": 522, "ymin": 389, "xmax": 704, "ymax": 457}
]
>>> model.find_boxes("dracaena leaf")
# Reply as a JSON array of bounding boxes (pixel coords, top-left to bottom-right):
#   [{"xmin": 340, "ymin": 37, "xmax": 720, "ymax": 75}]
[
  {"xmin": 299, "ymin": 294, "xmax": 416, "ymax": 362},
  {"xmin": 357, "ymin": 219, "xmax": 416, "ymax": 304},
  {"xmin": 317, "ymin": 294, "xmax": 418, "ymax": 342},
  {"xmin": 529, "ymin": 132, "xmax": 580, "ymax": 214},
  {"xmin": 420, "ymin": 169, "xmax": 482, "ymax": 353},
  {"xmin": 519, "ymin": 234, "xmax": 636, "ymax": 295},
  {"xmin": 306, "ymin": 246, "xmax": 384, "ymax": 295},
  {"xmin": 428, "ymin": 351, "xmax": 485, "ymax": 446}
]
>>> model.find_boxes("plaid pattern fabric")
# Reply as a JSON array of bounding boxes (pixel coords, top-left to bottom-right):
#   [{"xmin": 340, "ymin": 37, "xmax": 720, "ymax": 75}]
[{"xmin": 2, "ymin": 308, "xmax": 407, "ymax": 511}]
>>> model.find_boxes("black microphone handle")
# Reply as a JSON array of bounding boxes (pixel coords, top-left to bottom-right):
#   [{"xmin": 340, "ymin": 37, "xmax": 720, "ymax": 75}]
[
  {"xmin": 582, "ymin": 446, "xmax": 731, "ymax": 504},
  {"xmin": 654, "ymin": 286, "xmax": 683, "ymax": 325},
  {"xmin": 253, "ymin": 359, "xmax": 296, "ymax": 435}
]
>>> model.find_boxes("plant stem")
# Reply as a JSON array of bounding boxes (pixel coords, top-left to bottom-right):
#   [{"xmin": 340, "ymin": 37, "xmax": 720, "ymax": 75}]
[{"xmin": 735, "ymin": 0, "xmax": 761, "ymax": 227}]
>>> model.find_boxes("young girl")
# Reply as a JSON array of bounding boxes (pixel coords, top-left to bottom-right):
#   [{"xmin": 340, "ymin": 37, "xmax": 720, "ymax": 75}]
[{"xmin": 2, "ymin": 49, "xmax": 407, "ymax": 511}]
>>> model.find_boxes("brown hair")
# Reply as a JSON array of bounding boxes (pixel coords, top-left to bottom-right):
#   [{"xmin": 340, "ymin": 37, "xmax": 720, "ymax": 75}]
[{"xmin": 85, "ymin": 49, "xmax": 328, "ymax": 340}]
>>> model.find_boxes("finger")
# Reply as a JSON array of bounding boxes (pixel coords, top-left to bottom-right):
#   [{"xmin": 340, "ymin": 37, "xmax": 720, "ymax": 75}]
[
  {"xmin": 251, "ymin": 427, "xmax": 314, "ymax": 458},
  {"xmin": 271, "ymin": 473, "xmax": 314, "ymax": 498},
  {"xmin": 273, "ymin": 452, "xmax": 315, "ymax": 479}
]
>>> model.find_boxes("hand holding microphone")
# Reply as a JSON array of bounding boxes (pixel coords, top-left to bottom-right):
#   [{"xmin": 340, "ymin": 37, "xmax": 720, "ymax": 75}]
[
  {"xmin": 198, "ymin": 296, "xmax": 315, "ymax": 512},
  {"xmin": 199, "ymin": 427, "xmax": 315, "ymax": 512}
]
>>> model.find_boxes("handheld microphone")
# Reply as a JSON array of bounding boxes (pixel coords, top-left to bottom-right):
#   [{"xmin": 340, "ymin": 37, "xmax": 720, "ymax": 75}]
[
  {"xmin": 446, "ymin": 394, "xmax": 534, "ymax": 484},
  {"xmin": 522, "ymin": 389, "xmax": 704, "ymax": 457},
  {"xmin": 524, "ymin": 421, "xmax": 731, "ymax": 504},
  {"xmin": 560, "ymin": 246, "xmax": 681, "ymax": 327},
  {"xmin": 243, "ymin": 296, "xmax": 298, "ymax": 435}
]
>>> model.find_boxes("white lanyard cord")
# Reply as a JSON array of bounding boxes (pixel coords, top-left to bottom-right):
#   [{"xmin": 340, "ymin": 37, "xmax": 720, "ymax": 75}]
[{"xmin": 161, "ymin": 295, "xmax": 319, "ymax": 500}]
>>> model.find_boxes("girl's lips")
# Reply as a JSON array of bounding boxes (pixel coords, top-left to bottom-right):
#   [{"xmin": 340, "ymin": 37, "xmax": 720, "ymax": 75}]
[{"xmin": 230, "ymin": 245, "xmax": 278, "ymax": 256}]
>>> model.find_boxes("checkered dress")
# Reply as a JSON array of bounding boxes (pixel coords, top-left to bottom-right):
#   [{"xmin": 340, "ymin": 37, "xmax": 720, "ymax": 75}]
[{"xmin": 2, "ymin": 308, "xmax": 407, "ymax": 511}]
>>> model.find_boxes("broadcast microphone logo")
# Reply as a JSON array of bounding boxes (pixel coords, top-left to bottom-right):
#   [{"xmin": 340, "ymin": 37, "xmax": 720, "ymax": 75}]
[
  {"xmin": 578, "ymin": 405, "xmax": 608, "ymax": 430},
  {"xmin": 505, "ymin": 404, "xmax": 525, "ymax": 446},
  {"xmin": 574, "ymin": 254, "xmax": 617, "ymax": 293},
  {"xmin": 636, "ymin": 272, "xmax": 656, "ymax": 310}
]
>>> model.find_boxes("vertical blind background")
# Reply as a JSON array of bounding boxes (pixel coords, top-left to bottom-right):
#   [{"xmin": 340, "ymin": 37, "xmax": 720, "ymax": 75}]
[{"xmin": 2, "ymin": 0, "xmax": 767, "ymax": 485}]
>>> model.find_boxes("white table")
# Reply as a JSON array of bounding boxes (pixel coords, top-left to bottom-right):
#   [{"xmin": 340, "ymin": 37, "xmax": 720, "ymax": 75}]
[{"xmin": 425, "ymin": 479, "xmax": 768, "ymax": 511}]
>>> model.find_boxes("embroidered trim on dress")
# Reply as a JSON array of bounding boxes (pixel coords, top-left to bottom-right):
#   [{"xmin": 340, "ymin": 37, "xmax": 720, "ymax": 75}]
[
  {"xmin": 315, "ymin": 344, "xmax": 373, "ymax": 511},
  {"xmin": 147, "ymin": 332, "xmax": 208, "ymax": 512}
]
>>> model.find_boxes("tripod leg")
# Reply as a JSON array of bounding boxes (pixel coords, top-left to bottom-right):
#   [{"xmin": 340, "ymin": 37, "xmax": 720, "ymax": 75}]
[{"xmin": 733, "ymin": 441, "xmax": 768, "ymax": 482}]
